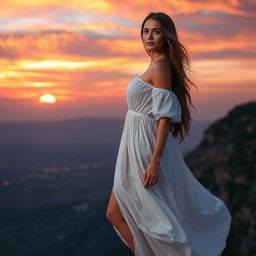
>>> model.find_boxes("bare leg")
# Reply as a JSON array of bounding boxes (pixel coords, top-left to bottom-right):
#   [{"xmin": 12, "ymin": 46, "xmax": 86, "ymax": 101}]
[{"xmin": 106, "ymin": 189, "xmax": 135, "ymax": 254}]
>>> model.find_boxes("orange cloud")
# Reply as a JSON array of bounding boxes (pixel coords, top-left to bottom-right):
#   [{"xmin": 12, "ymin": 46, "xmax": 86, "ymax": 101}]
[
  {"xmin": 1, "ymin": 0, "xmax": 254, "ymax": 19},
  {"xmin": 0, "ymin": 0, "xmax": 255, "ymax": 122}
]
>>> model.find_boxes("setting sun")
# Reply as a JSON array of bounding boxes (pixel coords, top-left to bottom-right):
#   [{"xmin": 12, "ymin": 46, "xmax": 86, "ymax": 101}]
[{"xmin": 39, "ymin": 94, "xmax": 57, "ymax": 104}]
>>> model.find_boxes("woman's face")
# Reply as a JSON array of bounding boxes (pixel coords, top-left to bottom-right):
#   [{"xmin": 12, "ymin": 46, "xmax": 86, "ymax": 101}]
[{"xmin": 142, "ymin": 19, "xmax": 166, "ymax": 54}]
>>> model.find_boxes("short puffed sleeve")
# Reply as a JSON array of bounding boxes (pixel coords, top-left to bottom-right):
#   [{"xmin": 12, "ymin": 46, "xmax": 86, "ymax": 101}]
[{"xmin": 151, "ymin": 88, "xmax": 182, "ymax": 122}]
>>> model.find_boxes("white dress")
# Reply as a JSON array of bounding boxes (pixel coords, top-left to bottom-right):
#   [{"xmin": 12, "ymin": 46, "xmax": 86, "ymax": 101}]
[{"xmin": 112, "ymin": 76, "xmax": 232, "ymax": 256}]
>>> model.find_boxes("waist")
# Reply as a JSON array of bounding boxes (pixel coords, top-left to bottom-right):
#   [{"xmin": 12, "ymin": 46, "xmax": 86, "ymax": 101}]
[{"xmin": 127, "ymin": 109, "xmax": 155, "ymax": 120}]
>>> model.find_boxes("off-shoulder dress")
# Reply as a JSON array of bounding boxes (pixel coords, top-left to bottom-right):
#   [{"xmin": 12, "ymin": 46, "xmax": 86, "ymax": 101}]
[{"xmin": 112, "ymin": 76, "xmax": 232, "ymax": 256}]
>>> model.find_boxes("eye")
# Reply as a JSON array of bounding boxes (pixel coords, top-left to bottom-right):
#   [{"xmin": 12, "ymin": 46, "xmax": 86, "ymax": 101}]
[
  {"xmin": 155, "ymin": 30, "xmax": 160, "ymax": 34},
  {"xmin": 143, "ymin": 30, "xmax": 148, "ymax": 34}
]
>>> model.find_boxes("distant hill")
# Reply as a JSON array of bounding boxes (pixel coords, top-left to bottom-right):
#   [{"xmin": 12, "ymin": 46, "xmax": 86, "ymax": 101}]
[
  {"xmin": 185, "ymin": 101, "xmax": 256, "ymax": 256},
  {"xmin": 0, "ymin": 117, "xmax": 124, "ymax": 170},
  {"xmin": 0, "ymin": 116, "xmax": 212, "ymax": 170}
]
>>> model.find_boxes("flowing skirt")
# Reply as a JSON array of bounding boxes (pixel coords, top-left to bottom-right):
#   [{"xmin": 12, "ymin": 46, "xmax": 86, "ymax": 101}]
[{"xmin": 112, "ymin": 111, "xmax": 232, "ymax": 256}]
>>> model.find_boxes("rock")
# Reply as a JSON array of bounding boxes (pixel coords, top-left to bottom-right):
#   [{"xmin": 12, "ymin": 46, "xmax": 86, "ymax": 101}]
[{"xmin": 184, "ymin": 101, "xmax": 256, "ymax": 256}]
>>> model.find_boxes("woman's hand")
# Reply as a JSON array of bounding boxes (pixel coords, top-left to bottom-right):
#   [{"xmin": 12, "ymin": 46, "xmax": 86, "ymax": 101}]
[{"xmin": 143, "ymin": 161, "xmax": 160, "ymax": 188}]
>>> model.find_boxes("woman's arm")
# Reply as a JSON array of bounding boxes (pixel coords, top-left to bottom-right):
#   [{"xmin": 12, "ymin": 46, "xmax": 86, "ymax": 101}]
[
  {"xmin": 143, "ymin": 60, "xmax": 172, "ymax": 188},
  {"xmin": 143, "ymin": 117, "xmax": 171, "ymax": 188},
  {"xmin": 151, "ymin": 117, "xmax": 171, "ymax": 164}
]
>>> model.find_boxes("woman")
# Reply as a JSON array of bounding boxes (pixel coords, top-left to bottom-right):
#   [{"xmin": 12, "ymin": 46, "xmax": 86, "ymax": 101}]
[{"xmin": 106, "ymin": 12, "xmax": 232, "ymax": 256}]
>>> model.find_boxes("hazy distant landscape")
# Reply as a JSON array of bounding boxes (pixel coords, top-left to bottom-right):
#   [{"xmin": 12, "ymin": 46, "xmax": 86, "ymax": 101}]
[
  {"xmin": 0, "ymin": 117, "xmax": 212, "ymax": 170},
  {"xmin": 0, "ymin": 116, "xmax": 212, "ymax": 255},
  {"xmin": 0, "ymin": 103, "xmax": 255, "ymax": 255}
]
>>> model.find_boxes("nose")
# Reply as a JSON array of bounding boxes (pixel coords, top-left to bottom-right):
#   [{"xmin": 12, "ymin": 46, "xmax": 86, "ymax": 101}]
[{"xmin": 148, "ymin": 31, "xmax": 153, "ymax": 39}]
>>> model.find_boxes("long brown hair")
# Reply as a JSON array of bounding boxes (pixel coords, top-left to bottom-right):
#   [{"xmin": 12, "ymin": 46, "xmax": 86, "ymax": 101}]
[{"xmin": 140, "ymin": 12, "xmax": 198, "ymax": 144}]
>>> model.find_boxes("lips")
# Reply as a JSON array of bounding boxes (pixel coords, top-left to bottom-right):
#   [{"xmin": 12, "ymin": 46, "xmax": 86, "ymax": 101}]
[{"xmin": 146, "ymin": 42, "xmax": 154, "ymax": 46}]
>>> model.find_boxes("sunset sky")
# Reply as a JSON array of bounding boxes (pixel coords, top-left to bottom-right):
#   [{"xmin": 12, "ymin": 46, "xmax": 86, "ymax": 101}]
[{"xmin": 0, "ymin": 0, "xmax": 255, "ymax": 122}]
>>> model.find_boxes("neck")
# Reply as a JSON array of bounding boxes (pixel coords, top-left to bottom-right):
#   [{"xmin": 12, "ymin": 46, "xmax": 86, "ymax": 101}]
[{"xmin": 150, "ymin": 51, "xmax": 167, "ymax": 63}]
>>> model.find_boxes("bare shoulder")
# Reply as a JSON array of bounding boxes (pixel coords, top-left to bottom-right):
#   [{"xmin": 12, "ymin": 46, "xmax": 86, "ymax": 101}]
[{"xmin": 151, "ymin": 59, "xmax": 172, "ymax": 90}]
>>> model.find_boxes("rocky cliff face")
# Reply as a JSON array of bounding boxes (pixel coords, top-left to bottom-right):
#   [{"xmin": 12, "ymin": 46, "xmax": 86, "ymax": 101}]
[{"xmin": 185, "ymin": 101, "xmax": 256, "ymax": 256}]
